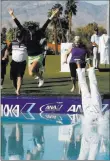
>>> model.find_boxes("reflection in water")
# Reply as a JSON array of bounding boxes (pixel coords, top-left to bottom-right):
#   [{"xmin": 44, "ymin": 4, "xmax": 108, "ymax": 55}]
[
  {"xmin": 26, "ymin": 125, "xmax": 44, "ymax": 160},
  {"xmin": 8, "ymin": 124, "xmax": 24, "ymax": 160},
  {"xmin": 1, "ymin": 125, "xmax": 7, "ymax": 160},
  {"xmin": 1, "ymin": 115, "xmax": 110, "ymax": 160}
]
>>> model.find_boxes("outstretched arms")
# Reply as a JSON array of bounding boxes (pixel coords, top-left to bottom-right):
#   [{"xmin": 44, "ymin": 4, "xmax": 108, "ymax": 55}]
[
  {"xmin": 41, "ymin": 8, "xmax": 59, "ymax": 32},
  {"xmin": 8, "ymin": 8, "xmax": 24, "ymax": 31},
  {"xmin": 8, "ymin": 8, "xmax": 59, "ymax": 33}
]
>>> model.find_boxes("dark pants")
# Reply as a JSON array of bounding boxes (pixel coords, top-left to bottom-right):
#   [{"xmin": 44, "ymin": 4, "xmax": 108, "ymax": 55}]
[
  {"xmin": 10, "ymin": 60, "xmax": 26, "ymax": 80},
  {"xmin": 1, "ymin": 60, "xmax": 7, "ymax": 79},
  {"xmin": 69, "ymin": 62, "xmax": 86, "ymax": 78}
]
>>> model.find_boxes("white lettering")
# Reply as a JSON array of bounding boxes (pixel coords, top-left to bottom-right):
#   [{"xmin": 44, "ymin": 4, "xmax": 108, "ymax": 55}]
[
  {"xmin": 102, "ymin": 104, "xmax": 109, "ymax": 112},
  {"xmin": 67, "ymin": 105, "xmax": 82, "ymax": 113},
  {"xmin": 1, "ymin": 104, "xmax": 20, "ymax": 117}
]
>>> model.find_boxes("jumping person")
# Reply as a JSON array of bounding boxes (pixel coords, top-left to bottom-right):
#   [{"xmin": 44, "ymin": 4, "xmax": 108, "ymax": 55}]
[
  {"xmin": 91, "ymin": 27, "xmax": 100, "ymax": 69},
  {"xmin": 63, "ymin": 36, "xmax": 87, "ymax": 92},
  {"xmin": 8, "ymin": 30, "xmax": 27, "ymax": 95},
  {"xmin": 1, "ymin": 34, "xmax": 9, "ymax": 89},
  {"xmin": 8, "ymin": 8, "xmax": 59, "ymax": 87}
]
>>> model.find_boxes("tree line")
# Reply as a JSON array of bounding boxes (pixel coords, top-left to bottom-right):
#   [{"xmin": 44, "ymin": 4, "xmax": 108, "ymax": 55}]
[{"xmin": 1, "ymin": 1, "xmax": 106, "ymax": 54}]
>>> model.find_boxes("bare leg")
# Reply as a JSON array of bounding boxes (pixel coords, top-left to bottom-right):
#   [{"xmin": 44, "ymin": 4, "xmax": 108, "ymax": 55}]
[
  {"xmin": 28, "ymin": 61, "xmax": 43, "ymax": 80},
  {"xmin": 16, "ymin": 77, "xmax": 22, "ymax": 95},
  {"xmin": 70, "ymin": 77, "xmax": 76, "ymax": 92},
  {"xmin": 28, "ymin": 61, "xmax": 40, "ymax": 76}
]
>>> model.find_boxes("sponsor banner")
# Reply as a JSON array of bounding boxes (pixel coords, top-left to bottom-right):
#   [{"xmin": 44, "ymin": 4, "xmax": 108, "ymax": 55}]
[
  {"xmin": 60, "ymin": 43, "xmax": 73, "ymax": 72},
  {"xmin": 1, "ymin": 97, "xmax": 110, "ymax": 121},
  {"xmin": 1, "ymin": 113, "xmax": 81, "ymax": 125}
]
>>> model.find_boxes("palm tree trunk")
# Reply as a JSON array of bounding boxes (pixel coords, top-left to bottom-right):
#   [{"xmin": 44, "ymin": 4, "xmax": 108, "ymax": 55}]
[
  {"xmin": 54, "ymin": 24, "xmax": 58, "ymax": 55},
  {"xmin": 69, "ymin": 12, "xmax": 72, "ymax": 42}
]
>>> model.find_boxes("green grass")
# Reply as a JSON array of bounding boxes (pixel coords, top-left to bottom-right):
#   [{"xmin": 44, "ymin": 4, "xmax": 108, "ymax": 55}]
[{"xmin": 2, "ymin": 56, "xmax": 110, "ymax": 96}]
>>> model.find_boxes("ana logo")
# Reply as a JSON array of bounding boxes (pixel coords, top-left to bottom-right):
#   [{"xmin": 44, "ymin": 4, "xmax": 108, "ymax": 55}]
[
  {"xmin": 40, "ymin": 102, "xmax": 63, "ymax": 113},
  {"xmin": 40, "ymin": 113, "xmax": 57, "ymax": 120},
  {"xmin": 1, "ymin": 104, "xmax": 20, "ymax": 117},
  {"xmin": 40, "ymin": 113, "xmax": 63, "ymax": 125},
  {"xmin": 67, "ymin": 104, "xmax": 83, "ymax": 113}
]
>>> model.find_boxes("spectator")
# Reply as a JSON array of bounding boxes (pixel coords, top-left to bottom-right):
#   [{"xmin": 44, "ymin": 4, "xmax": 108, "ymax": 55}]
[{"xmin": 91, "ymin": 27, "xmax": 100, "ymax": 69}]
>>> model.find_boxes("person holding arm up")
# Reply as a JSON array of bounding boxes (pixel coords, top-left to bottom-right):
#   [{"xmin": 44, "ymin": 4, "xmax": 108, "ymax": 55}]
[{"xmin": 8, "ymin": 8, "xmax": 59, "ymax": 88}]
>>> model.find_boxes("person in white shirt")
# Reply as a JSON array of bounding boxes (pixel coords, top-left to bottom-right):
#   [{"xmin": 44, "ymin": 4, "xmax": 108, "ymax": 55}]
[
  {"xmin": 8, "ymin": 30, "xmax": 27, "ymax": 95},
  {"xmin": 91, "ymin": 28, "xmax": 100, "ymax": 69},
  {"xmin": 98, "ymin": 29, "xmax": 110, "ymax": 66}
]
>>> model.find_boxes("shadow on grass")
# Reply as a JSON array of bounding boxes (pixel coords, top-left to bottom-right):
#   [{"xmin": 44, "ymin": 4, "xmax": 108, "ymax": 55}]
[{"xmin": 22, "ymin": 83, "xmax": 69, "ymax": 89}]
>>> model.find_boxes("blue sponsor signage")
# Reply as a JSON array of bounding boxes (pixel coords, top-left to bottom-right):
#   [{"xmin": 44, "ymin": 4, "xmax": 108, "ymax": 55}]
[{"xmin": 1, "ymin": 96, "xmax": 110, "ymax": 123}]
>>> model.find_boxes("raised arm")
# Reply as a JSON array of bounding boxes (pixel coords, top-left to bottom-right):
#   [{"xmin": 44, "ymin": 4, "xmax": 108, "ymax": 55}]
[
  {"xmin": 8, "ymin": 8, "xmax": 24, "ymax": 31},
  {"xmin": 2, "ymin": 49, "xmax": 9, "ymax": 60},
  {"xmin": 41, "ymin": 8, "xmax": 59, "ymax": 32}
]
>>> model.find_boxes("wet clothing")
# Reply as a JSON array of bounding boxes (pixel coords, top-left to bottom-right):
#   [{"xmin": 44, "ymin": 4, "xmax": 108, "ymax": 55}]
[{"xmin": 14, "ymin": 18, "xmax": 51, "ymax": 56}]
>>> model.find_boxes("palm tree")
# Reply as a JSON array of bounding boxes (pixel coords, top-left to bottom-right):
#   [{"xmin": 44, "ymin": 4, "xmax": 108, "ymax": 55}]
[
  {"xmin": 48, "ymin": 4, "xmax": 63, "ymax": 55},
  {"xmin": 65, "ymin": 0, "xmax": 77, "ymax": 41}
]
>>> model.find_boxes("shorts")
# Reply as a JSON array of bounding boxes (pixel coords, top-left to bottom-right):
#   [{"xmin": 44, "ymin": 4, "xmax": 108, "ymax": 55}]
[
  {"xmin": 69, "ymin": 62, "xmax": 86, "ymax": 78},
  {"xmin": 1, "ymin": 60, "xmax": 7, "ymax": 79},
  {"xmin": 28, "ymin": 55, "xmax": 44, "ymax": 67},
  {"xmin": 10, "ymin": 60, "xmax": 26, "ymax": 80}
]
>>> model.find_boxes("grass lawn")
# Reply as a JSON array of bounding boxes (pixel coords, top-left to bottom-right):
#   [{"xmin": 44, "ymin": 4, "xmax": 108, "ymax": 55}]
[{"xmin": 1, "ymin": 56, "xmax": 110, "ymax": 96}]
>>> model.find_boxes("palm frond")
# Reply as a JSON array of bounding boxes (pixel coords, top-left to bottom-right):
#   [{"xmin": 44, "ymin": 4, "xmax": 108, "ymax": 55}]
[{"xmin": 65, "ymin": 0, "xmax": 77, "ymax": 15}]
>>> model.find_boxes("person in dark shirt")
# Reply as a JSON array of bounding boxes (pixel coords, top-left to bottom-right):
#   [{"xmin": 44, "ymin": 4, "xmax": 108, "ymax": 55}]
[
  {"xmin": 8, "ymin": 124, "xmax": 24, "ymax": 160},
  {"xmin": 63, "ymin": 36, "xmax": 88, "ymax": 93},
  {"xmin": 1, "ymin": 33, "xmax": 9, "ymax": 89},
  {"xmin": 8, "ymin": 8, "xmax": 59, "ymax": 87},
  {"xmin": 7, "ymin": 30, "xmax": 27, "ymax": 95}
]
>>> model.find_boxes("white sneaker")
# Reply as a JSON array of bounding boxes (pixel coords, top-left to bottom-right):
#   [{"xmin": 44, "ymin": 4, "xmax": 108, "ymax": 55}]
[
  {"xmin": 35, "ymin": 76, "xmax": 39, "ymax": 80},
  {"xmin": 38, "ymin": 79, "xmax": 44, "ymax": 87}
]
